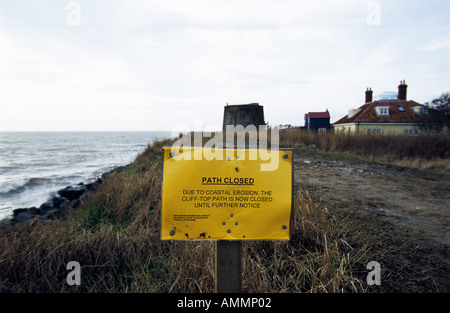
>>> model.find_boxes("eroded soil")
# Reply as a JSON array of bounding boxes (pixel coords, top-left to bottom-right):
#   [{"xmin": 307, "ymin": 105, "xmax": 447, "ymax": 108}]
[{"xmin": 292, "ymin": 149, "xmax": 450, "ymax": 268}]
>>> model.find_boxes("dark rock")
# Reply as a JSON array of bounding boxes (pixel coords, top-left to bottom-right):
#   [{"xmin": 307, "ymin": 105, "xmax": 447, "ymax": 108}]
[
  {"xmin": 38, "ymin": 195, "xmax": 70, "ymax": 215},
  {"xmin": 0, "ymin": 218, "xmax": 11, "ymax": 232},
  {"xmin": 115, "ymin": 166, "xmax": 126, "ymax": 173},
  {"xmin": 13, "ymin": 207, "xmax": 39, "ymax": 217},
  {"xmin": 57, "ymin": 185, "xmax": 88, "ymax": 201},
  {"xmin": 85, "ymin": 178, "xmax": 102, "ymax": 191},
  {"xmin": 39, "ymin": 200, "xmax": 55, "ymax": 214},
  {"xmin": 69, "ymin": 198, "xmax": 82, "ymax": 209},
  {"xmin": 52, "ymin": 196, "xmax": 70, "ymax": 210},
  {"xmin": 40, "ymin": 209, "xmax": 59, "ymax": 220},
  {"xmin": 9, "ymin": 207, "xmax": 38, "ymax": 224},
  {"xmin": 12, "ymin": 211, "xmax": 33, "ymax": 223}
]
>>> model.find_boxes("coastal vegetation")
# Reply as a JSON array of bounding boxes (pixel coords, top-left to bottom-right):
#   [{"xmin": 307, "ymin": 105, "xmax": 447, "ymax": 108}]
[
  {"xmin": 279, "ymin": 129, "xmax": 450, "ymax": 174},
  {"xmin": 0, "ymin": 132, "xmax": 448, "ymax": 292}
]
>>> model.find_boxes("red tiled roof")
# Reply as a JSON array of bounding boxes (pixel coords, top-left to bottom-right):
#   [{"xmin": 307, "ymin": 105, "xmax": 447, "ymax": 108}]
[
  {"xmin": 306, "ymin": 111, "xmax": 330, "ymax": 119},
  {"xmin": 333, "ymin": 101, "xmax": 428, "ymax": 125}
]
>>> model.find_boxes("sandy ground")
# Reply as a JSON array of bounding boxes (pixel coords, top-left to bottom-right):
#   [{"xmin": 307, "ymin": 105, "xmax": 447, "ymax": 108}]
[{"xmin": 292, "ymin": 149, "xmax": 450, "ymax": 266}]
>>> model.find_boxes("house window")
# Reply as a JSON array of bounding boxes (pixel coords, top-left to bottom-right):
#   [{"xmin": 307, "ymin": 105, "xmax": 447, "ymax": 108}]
[
  {"xmin": 379, "ymin": 107, "xmax": 389, "ymax": 115},
  {"xmin": 412, "ymin": 106, "xmax": 428, "ymax": 115},
  {"xmin": 367, "ymin": 128, "xmax": 381, "ymax": 135},
  {"xmin": 375, "ymin": 106, "xmax": 390, "ymax": 116},
  {"xmin": 404, "ymin": 129, "xmax": 419, "ymax": 135}
]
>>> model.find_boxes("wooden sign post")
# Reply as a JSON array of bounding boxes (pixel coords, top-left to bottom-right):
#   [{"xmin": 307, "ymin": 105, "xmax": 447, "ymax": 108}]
[
  {"xmin": 215, "ymin": 240, "xmax": 242, "ymax": 293},
  {"xmin": 161, "ymin": 147, "xmax": 293, "ymax": 292}
]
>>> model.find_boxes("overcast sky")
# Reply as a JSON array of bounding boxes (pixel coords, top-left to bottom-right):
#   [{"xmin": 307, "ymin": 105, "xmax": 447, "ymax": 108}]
[{"xmin": 0, "ymin": 0, "xmax": 449, "ymax": 131}]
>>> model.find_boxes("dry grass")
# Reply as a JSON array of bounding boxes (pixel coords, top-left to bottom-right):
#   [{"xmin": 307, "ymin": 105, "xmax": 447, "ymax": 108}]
[
  {"xmin": 0, "ymin": 136, "xmax": 447, "ymax": 293},
  {"xmin": 280, "ymin": 129, "xmax": 450, "ymax": 173},
  {"xmin": 242, "ymin": 190, "xmax": 369, "ymax": 293}
]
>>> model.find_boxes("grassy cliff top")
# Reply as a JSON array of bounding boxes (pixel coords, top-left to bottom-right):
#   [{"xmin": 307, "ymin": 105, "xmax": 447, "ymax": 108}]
[{"xmin": 0, "ymin": 133, "xmax": 448, "ymax": 292}]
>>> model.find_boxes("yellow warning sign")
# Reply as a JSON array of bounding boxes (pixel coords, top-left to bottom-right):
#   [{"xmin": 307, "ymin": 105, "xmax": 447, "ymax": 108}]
[{"xmin": 161, "ymin": 147, "xmax": 293, "ymax": 240}]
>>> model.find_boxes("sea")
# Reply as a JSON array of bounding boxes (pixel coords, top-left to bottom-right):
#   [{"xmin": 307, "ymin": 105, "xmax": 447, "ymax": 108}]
[{"xmin": 0, "ymin": 131, "xmax": 175, "ymax": 220}]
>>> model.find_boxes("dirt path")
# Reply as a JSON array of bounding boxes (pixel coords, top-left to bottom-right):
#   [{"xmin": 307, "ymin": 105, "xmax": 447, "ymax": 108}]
[{"xmin": 292, "ymin": 149, "xmax": 450, "ymax": 264}]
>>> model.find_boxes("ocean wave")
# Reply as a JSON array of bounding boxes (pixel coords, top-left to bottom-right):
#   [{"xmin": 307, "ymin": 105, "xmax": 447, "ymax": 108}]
[
  {"xmin": 0, "ymin": 177, "xmax": 52, "ymax": 196},
  {"xmin": 0, "ymin": 131, "xmax": 172, "ymax": 219}
]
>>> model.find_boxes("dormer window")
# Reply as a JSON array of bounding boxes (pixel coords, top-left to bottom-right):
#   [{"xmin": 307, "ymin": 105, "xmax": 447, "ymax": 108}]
[
  {"xmin": 375, "ymin": 106, "xmax": 390, "ymax": 116},
  {"xmin": 412, "ymin": 106, "xmax": 427, "ymax": 115},
  {"xmin": 348, "ymin": 109, "xmax": 360, "ymax": 118}
]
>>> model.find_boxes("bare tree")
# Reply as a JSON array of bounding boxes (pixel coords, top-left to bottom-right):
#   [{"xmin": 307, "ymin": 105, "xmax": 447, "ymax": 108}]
[{"xmin": 418, "ymin": 92, "xmax": 450, "ymax": 133}]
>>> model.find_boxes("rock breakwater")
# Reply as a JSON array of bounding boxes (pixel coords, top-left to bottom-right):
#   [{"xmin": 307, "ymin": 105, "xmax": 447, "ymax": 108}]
[{"xmin": 1, "ymin": 165, "xmax": 129, "ymax": 227}]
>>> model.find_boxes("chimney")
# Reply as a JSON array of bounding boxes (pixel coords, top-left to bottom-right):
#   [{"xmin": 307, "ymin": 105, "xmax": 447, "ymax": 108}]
[
  {"xmin": 365, "ymin": 88, "xmax": 373, "ymax": 103},
  {"xmin": 398, "ymin": 80, "xmax": 407, "ymax": 100}
]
